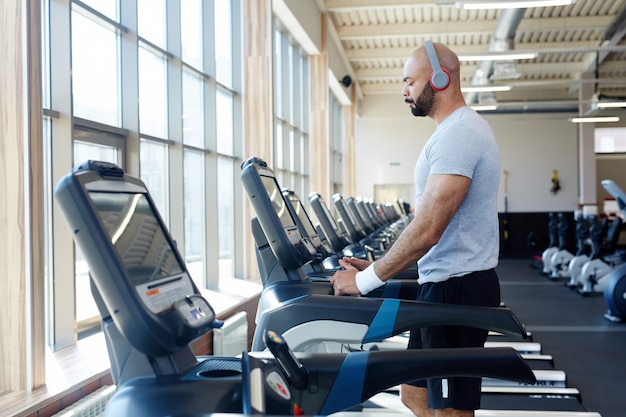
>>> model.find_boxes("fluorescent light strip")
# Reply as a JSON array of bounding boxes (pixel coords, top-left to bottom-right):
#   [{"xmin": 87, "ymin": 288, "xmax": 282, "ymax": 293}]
[
  {"xmin": 462, "ymin": 85, "xmax": 512, "ymax": 92},
  {"xmin": 456, "ymin": 0, "xmax": 576, "ymax": 10},
  {"xmin": 597, "ymin": 102, "xmax": 626, "ymax": 109},
  {"xmin": 459, "ymin": 53, "xmax": 537, "ymax": 61},
  {"xmin": 569, "ymin": 116, "xmax": 620, "ymax": 123}
]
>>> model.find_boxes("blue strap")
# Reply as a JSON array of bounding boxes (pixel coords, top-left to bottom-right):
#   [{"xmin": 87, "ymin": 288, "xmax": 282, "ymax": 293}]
[
  {"xmin": 319, "ymin": 352, "xmax": 369, "ymax": 415},
  {"xmin": 362, "ymin": 299, "xmax": 399, "ymax": 343}
]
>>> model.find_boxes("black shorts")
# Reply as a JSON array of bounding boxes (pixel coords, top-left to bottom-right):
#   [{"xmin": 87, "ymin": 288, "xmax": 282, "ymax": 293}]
[{"xmin": 405, "ymin": 269, "xmax": 500, "ymax": 410}]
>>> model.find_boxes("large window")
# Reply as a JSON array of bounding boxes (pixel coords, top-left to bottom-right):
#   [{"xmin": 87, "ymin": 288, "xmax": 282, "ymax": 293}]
[
  {"xmin": 44, "ymin": 0, "xmax": 243, "ymax": 352},
  {"xmin": 273, "ymin": 24, "xmax": 310, "ymax": 198},
  {"xmin": 595, "ymin": 127, "xmax": 626, "ymax": 153}
]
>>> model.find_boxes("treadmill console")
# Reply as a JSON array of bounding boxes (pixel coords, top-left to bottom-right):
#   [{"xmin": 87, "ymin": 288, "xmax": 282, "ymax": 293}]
[
  {"xmin": 332, "ymin": 193, "xmax": 365, "ymax": 242},
  {"xmin": 309, "ymin": 192, "xmax": 347, "ymax": 252},
  {"xmin": 241, "ymin": 157, "xmax": 317, "ymax": 271},
  {"xmin": 282, "ymin": 189, "xmax": 334, "ymax": 256},
  {"xmin": 55, "ymin": 160, "xmax": 221, "ymax": 357}
]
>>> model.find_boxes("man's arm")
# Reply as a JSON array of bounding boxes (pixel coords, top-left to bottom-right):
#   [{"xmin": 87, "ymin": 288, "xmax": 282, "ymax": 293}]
[{"xmin": 331, "ymin": 173, "xmax": 471, "ymax": 296}]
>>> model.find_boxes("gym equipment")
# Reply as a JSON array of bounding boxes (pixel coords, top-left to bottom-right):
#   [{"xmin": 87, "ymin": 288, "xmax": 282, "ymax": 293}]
[
  {"xmin": 332, "ymin": 193, "xmax": 387, "ymax": 259},
  {"xmin": 577, "ymin": 215, "xmax": 623, "ymax": 295},
  {"xmin": 601, "ymin": 179, "xmax": 626, "ymax": 322},
  {"xmin": 282, "ymin": 189, "xmax": 341, "ymax": 272},
  {"xmin": 54, "ymin": 160, "xmax": 536, "ymax": 416},
  {"xmin": 541, "ymin": 213, "xmax": 559, "ymax": 275},
  {"xmin": 565, "ymin": 213, "xmax": 591, "ymax": 289},
  {"xmin": 240, "ymin": 157, "xmax": 528, "ymax": 353},
  {"xmin": 603, "ymin": 262, "xmax": 626, "ymax": 322},
  {"xmin": 309, "ymin": 192, "xmax": 402, "ymax": 261},
  {"xmin": 548, "ymin": 213, "xmax": 574, "ymax": 280}
]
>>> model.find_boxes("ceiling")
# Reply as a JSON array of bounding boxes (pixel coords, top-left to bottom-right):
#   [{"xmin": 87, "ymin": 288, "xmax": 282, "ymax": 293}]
[{"xmin": 323, "ymin": 0, "xmax": 626, "ymax": 114}]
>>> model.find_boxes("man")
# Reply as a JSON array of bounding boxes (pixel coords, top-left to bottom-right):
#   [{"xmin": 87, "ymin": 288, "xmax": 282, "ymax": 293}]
[{"xmin": 330, "ymin": 41, "xmax": 501, "ymax": 417}]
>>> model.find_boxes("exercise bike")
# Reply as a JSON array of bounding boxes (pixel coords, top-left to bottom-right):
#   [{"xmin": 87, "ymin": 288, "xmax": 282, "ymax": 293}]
[
  {"xmin": 541, "ymin": 212, "xmax": 559, "ymax": 275},
  {"xmin": 578, "ymin": 214, "xmax": 623, "ymax": 296},
  {"xmin": 548, "ymin": 213, "xmax": 575, "ymax": 280},
  {"xmin": 599, "ymin": 179, "xmax": 626, "ymax": 322},
  {"xmin": 565, "ymin": 214, "xmax": 591, "ymax": 289}
]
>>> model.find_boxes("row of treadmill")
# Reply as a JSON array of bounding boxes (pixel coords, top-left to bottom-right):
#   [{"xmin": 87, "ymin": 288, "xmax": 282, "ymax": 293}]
[{"xmin": 53, "ymin": 158, "xmax": 603, "ymax": 416}]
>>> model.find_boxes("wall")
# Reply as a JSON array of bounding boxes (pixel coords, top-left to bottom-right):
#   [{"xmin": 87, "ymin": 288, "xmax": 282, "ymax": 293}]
[
  {"xmin": 596, "ymin": 153, "xmax": 626, "ymax": 211},
  {"xmin": 354, "ymin": 93, "xmax": 626, "ymax": 257},
  {"xmin": 356, "ymin": 93, "xmax": 601, "ymax": 213}
]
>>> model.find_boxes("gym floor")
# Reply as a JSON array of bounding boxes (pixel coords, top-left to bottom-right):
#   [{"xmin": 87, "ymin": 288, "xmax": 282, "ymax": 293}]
[{"xmin": 496, "ymin": 259, "xmax": 626, "ymax": 417}]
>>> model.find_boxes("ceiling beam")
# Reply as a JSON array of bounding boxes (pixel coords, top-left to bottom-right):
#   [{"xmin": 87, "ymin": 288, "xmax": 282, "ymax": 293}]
[
  {"xmin": 345, "ymin": 41, "xmax": 603, "ymax": 60},
  {"xmin": 335, "ymin": 15, "xmax": 611, "ymax": 39},
  {"xmin": 353, "ymin": 61, "xmax": 612, "ymax": 80},
  {"xmin": 326, "ymin": 0, "xmax": 438, "ymax": 11}
]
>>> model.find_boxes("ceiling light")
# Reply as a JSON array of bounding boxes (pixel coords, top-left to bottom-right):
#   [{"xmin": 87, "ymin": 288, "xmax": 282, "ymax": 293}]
[
  {"xmin": 462, "ymin": 85, "xmax": 512, "ymax": 93},
  {"xmin": 455, "ymin": 0, "xmax": 576, "ymax": 10},
  {"xmin": 596, "ymin": 102, "xmax": 626, "ymax": 109},
  {"xmin": 459, "ymin": 52, "xmax": 538, "ymax": 61},
  {"xmin": 569, "ymin": 116, "xmax": 620, "ymax": 123}
]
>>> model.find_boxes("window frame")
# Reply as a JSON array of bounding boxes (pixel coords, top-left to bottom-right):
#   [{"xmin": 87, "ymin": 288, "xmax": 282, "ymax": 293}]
[{"xmin": 44, "ymin": 0, "xmax": 244, "ymax": 353}]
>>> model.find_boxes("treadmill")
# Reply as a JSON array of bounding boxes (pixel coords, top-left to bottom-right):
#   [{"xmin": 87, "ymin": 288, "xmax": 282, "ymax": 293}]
[
  {"xmin": 240, "ymin": 157, "xmax": 534, "ymax": 351},
  {"xmin": 240, "ymin": 157, "xmax": 595, "ymax": 415},
  {"xmin": 282, "ymin": 188, "xmax": 342, "ymax": 272},
  {"xmin": 54, "ymin": 160, "xmax": 537, "ymax": 416}
]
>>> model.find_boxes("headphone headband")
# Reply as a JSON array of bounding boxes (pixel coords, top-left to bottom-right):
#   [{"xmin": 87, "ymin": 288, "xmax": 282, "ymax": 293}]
[{"xmin": 424, "ymin": 40, "xmax": 450, "ymax": 91}]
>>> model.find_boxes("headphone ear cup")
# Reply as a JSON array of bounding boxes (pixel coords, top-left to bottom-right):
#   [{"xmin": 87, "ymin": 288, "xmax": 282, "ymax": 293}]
[{"xmin": 430, "ymin": 68, "xmax": 450, "ymax": 91}]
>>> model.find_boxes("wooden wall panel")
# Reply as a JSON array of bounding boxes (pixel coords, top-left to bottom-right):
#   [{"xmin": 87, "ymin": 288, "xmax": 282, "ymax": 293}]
[
  {"xmin": 342, "ymin": 89, "xmax": 356, "ymax": 197},
  {"xmin": 0, "ymin": 0, "xmax": 45, "ymax": 392},
  {"xmin": 243, "ymin": 0, "xmax": 272, "ymax": 281},
  {"xmin": 309, "ymin": 15, "xmax": 329, "ymax": 198}
]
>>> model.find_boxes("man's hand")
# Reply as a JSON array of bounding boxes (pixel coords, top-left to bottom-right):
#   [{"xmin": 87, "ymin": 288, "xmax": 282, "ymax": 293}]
[
  {"xmin": 341, "ymin": 256, "xmax": 371, "ymax": 271},
  {"xmin": 330, "ymin": 258, "xmax": 363, "ymax": 296}
]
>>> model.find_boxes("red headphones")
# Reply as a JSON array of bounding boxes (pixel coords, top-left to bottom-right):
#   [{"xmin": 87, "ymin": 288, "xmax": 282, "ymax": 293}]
[{"xmin": 424, "ymin": 40, "xmax": 450, "ymax": 91}]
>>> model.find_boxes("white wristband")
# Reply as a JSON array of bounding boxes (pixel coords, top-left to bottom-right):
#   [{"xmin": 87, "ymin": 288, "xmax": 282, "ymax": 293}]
[{"xmin": 355, "ymin": 263, "xmax": 385, "ymax": 295}]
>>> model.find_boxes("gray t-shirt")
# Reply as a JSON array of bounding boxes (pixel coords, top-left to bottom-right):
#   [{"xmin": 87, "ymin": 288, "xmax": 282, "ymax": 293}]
[{"xmin": 414, "ymin": 106, "xmax": 500, "ymax": 284}]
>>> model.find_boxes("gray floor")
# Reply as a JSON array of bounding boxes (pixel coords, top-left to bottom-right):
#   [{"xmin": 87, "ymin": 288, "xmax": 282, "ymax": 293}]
[{"xmin": 496, "ymin": 259, "xmax": 626, "ymax": 417}]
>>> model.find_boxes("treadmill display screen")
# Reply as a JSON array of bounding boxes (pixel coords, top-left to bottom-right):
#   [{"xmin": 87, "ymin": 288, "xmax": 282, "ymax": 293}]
[
  {"xmin": 89, "ymin": 191, "xmax": 185, "ymax": 286},
  {"xmin": 260, "ymin": 175, "xmax": 296, "ymax": 228},
  {"xmin": 288, "ymin": 195, "xmax": 317, "ymax": 237},
  {"xmin": 320, "ymin": 199, "xmax": 341, "ymax": 233}
]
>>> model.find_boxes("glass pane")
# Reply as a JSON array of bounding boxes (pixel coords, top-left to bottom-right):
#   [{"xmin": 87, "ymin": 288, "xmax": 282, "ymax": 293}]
[
  {"xmin": 140, "ymin": 139, "xmax": 169, "ymax": 224},
  {"xmin": 216, "ymin": 90, "xmax": 234, "ymax": 155},
  {"xmin": 274, "ymin": 30, "xmax": 282, "ymax": 118},
  {"xmin": 595, "ymin": 127, "xmax": 626, "ymax": 153},
  {"xmin": 184, "ymin": 150, "xmax": 205, "ymax": 288},
  {"xmin": 42, "ymin": 0, "xmax": 50, "ymax": 108},
  {"xmin": 183, "ymin": 70, "xmax": 205, "ymax": 148},
  {"xmin": 71, "ymin": 10, "xmax": 119, "ymax": 126},
  {"xmin": 181, "ymin": 0, "xmax": 203, "ymax": 70},
  {"xmin": 275, "ymin": 121, "xmax": 283, "ymax": 169},
  {"xmin": 139, "ymin": 46, "xmax": 168, "ymax": 138},
  {"xmin": 289, "ymin": 129, "xmax": 295, "ymax": 171},
  {"xmin": 214, "ymin": 0, "xmax": 232, "ymax": 87},
  {"xmin": 137, "ymin": 0, "xmax": 166, "ymax": 49},
  {"xmin": 217, "ymin": 157, "xmax": 234, "ymax": 278},
  {"xmin": 80, "ymin": 0, "xmax": 118, "ymax": 21},
  {"xmin": 73, "ymin": 141, "xmax": 118, "ymax": 323},
  {"xmin": 288, "ymin": 43, "xmax": 294, "ymax": 123},
  {"xmin": 73, "ymin": 141, "xmax": 118, "ymax": 165}
]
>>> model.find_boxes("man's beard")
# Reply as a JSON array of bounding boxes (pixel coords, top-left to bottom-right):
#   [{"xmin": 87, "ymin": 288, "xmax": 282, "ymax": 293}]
[{"xmin": 405, "ymin": 82, "xmax": 435, "ymax": 117}]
